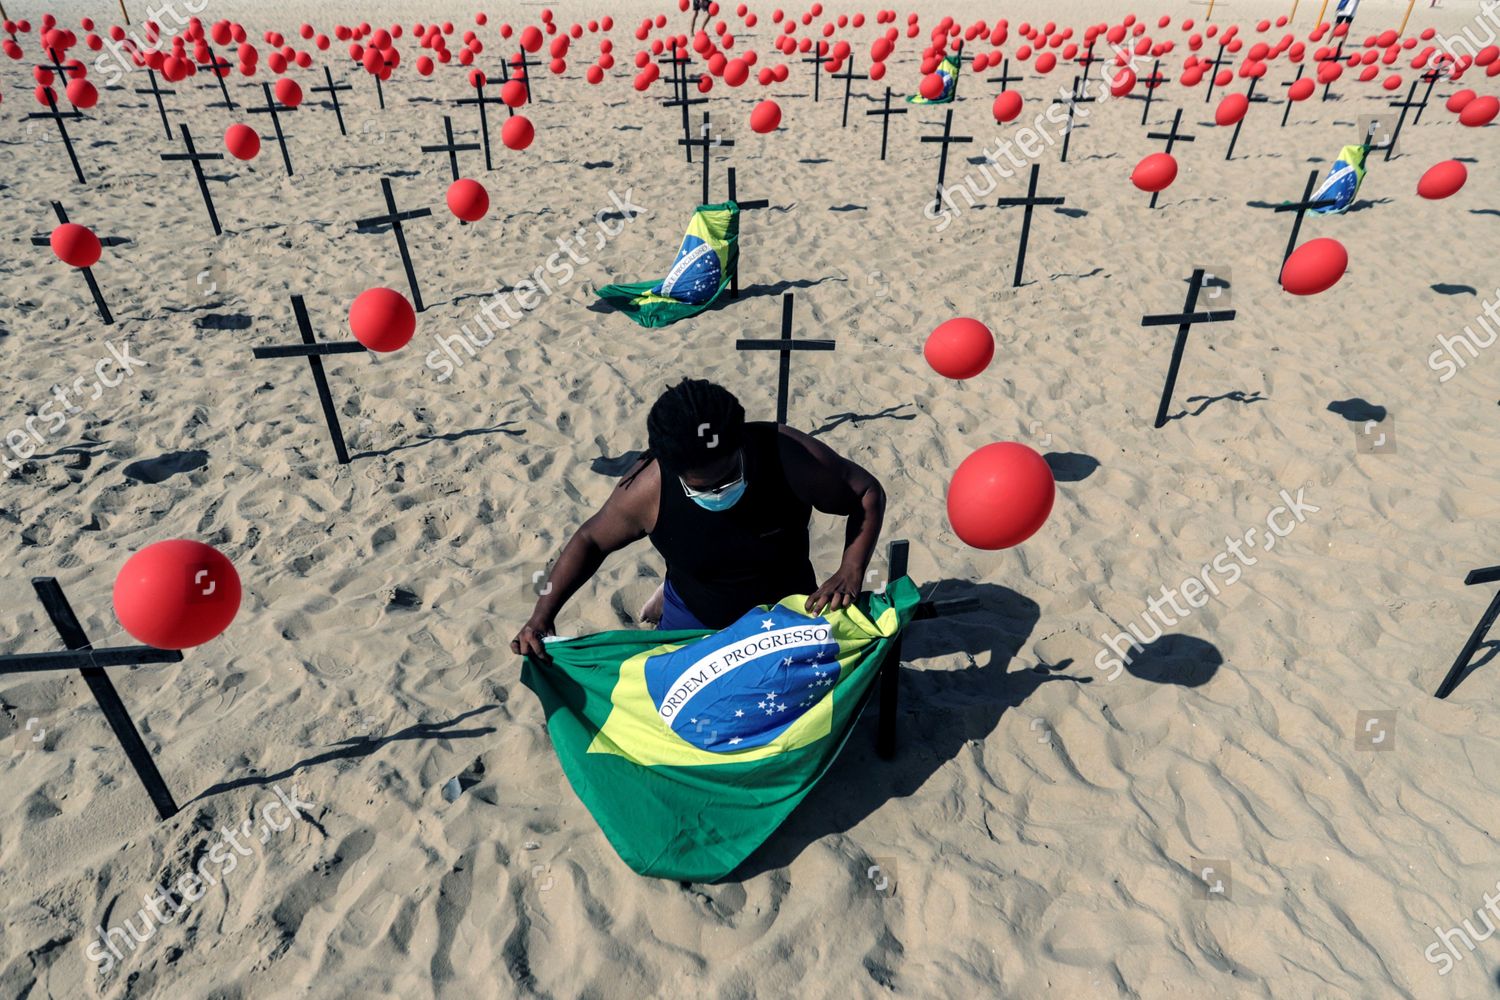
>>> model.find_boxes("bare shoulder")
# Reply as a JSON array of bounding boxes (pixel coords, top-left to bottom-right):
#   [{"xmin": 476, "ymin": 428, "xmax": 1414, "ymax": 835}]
[{"xmin": 607, "ymin": 455, "xmax": 662, "ymax": 532}]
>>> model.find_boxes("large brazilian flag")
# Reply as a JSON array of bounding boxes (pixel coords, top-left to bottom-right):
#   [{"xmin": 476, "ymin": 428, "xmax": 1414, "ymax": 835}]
[
  {"xmin": 594, "ymin": 202, "xmax": 739, "ymax": 328},
  {"xmin": 521, "ymin": 578, "xmax": 920, "ymax": 881},
  {"xmin": 1309, "ymin": 144, "xmax": 1368, "ymax": 215}
]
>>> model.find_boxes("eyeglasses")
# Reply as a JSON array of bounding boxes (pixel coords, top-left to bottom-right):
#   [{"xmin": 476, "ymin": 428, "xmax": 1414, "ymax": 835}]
[{"xmin": 679, "ymin": 451, "xmax": 745, "ymax": 499}]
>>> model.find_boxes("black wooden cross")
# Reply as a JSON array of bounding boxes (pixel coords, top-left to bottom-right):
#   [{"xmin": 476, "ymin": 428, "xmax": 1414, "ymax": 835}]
[
  {"xmin": 1382, "ymin": 78, "xmax": 1423, "ymax": 162},
  {"xmin": 250, "ymin": 294, "xmax": 370, "ymax": 465},
  {"xmin": 198, "ymin": 46, "xmax": 235, "ymax": 110},
  {"xmin": 1414, "ymin": 64, "xmax": 1444, "ymax": 125},
  {"xmin": 1318, "ymin": 36, "xmax": 1346, "ymax": 102},
  {"xmin": 160, "ymin": 123, "xmax": 225, "ymax": 236},
  {"xmin": 312, "ymin": 65, "xmax": 353, "ymax": 136},
  {"xmin": 657, "ymin": 48, "xmax": 693, "ymax": 111},
  {"xmin": 996, "ymin": 163, "xmax": 1065, "ymax": 288},
  {"xmin": 456, "ymin": 75, "xmax": 507, "ymax": 170},
  {"xmin": 872, "ymin": 538, "xmax": 981, "ymax": 759},
  {"xmin": 1056, "ymin": 74, "xmax": 1096, "ymax": 162},
  {"xmin": 0, "ymin": 578, "xmax": 185, "ymax": 820},
  {"xmin": 354, "ymin": 178, "xmax": 433, "ymax": 313},
  {"xmin": 247, "ymin": 80, "xmax": 296, "ymax": 175},
  {"xmin": 726, "ymin": 166, "xmax": 769, "ymax": 299},
  {"xmin": 1140, "ymin": 268, "xmax": 1236, "ymax": 429},
  {"xmin": 1274, "ymin": 169, "xmax": 1338, "ymax": 270},
  {"xmin": 1280, "ymin": 63, "xmax": 1306, "ymax": 127},
  {"xmin": 1146, "ymin": 108, "xmax": 1194, "ymax": 208},
  {"xmin": 1223, "ymin": 76, "xmax": 1269, "ymax": 161},
  {"xmin": 25, "ymin": 84, "xmax": 87, "ymax": 184},
  {"xmin": 662, "ymin": 80, "xmax": 708, "ymax": 164},
  {"xmin": 1133, "ymin": 59, "xmax": 1167, "ymax": 125},
  {"xmin": 919, "ymin": 107, "xmax": 973, "ymax": 213},
  {"xmin": 31, "ymin": 201, "xmax": 120, "ymax": 324},
  {"xmin": 802, "ymin": 48, "xmax": 834, "ymax": 102},
  {"xmin": 833, "ymin": 54, "xmax": 868, "ymax": 128},
  {"xmin": 735, "ymin": 293, "xmax": 836, "ymax": 425},
  {"xmin": 679, "ymin": 111, "xmax": 734, "ymax": 206},
  {"xmin": 511, "ymin": 47, "xmax": 538, "ymax": 104},
  {"xmin": 133, "ymin": 66, "xmax": 176, "ymax": 139},
  {"xmin": 421, "ymin": 114, "xmax": 481, "ymax": 182},
  {"xmin": 1075, "ymin": 39, "xmax": 1103, "ymax": 85},
  {"xmin": 865, "ymin": 86, "xmax": 907, "ymax": 161},
  {"xmin": 1202, "ymin": 43, "xmax": 1231, "ymax": 103},
  {"xmin": 1435, "ymin": 565, "xmax": 1500, "ymax": 698},
  {"xmin": 987, "ymin": 57, "xmax": 1022, "ymax": 92}
]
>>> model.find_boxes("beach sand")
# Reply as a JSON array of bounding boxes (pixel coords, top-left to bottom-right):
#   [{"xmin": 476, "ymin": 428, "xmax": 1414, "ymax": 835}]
[{"xmin": 3, "ymin": 1, "xmax": 1500, "ymax": 996}]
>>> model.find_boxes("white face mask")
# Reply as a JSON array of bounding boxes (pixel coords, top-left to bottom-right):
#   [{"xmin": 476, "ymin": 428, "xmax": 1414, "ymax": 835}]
[{"xmin": 680, "ymin": 452, "xmax": 746, "ymax": 512}]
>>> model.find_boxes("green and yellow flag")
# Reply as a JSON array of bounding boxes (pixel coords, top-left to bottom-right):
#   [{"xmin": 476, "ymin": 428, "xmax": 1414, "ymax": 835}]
[
  {"xmin": 907, "ymin": 55, "xmax": 959, "ymax": 104},
  {"xmin": 594, "ymin": 202, "xmax": 739, "ymax": 328},
  {"xmin": 521, "ymin": 579, "xmax": 919, "ymax": 881}
]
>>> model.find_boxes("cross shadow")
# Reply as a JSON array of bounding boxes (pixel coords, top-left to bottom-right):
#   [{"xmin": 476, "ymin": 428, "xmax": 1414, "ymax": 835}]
[
  {"xmin": 730, "ymin": 580, "xmax": 1073, "ymax": 880},
  {"xmin": 715, "ymin": 276, "xmax": 840, "ymax": 305},
  {"xmin": 191, "ymin": 705, "xmax": 501, "ymax": 802},
  {"xmin": 351, "ymin": 421, "xmax": 525, "ymax": 460},
  {"xmin": 1446, "ymin": 640, "xmax": 1500, "ymax": 696},
  {"xmin": 1045, "ymin": 451, "xmax": 1099, "ymax": 482},
  {"xmin": 1164, "ymin": 390, "xmax": 1266, "ymax": 422},
  {"xmin": 1124, "ymin": 634, "xmax": 1223, "ymax": 687},
  {"xmin": 1327, "ymin": 397, "xmax": 1386, "ymax": 423},
  {"xmin": 1471, "ymin": 209, "xmax": 1500, "ymax": 218},
  {"xmin": 1432, "ymin": 283, "xmax": 1478, "ymax": 296},
  {"xmin": 592, "ymin": 450, "xmax": 645, "ymax": 476},
  {"xmin": 1346, "ymin": 197, "xmax": 1393, "ymax": 213},
  {"xmin": 807, "ymin": 403, "xmax": 916, "ymax": 437},
  {"xmin": 123, "ymin": 449, "xmax": 208, "ymax": 484}
]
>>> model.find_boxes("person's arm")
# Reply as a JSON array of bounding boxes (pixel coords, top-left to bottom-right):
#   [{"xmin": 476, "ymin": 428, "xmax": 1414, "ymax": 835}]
[
  {"xmin": 777, "ymin": 426, "xmax": 886, "ymax": 616},
  {"xmin": 510, "ymin": 459, "xmax": 658, "ymax": 658}
]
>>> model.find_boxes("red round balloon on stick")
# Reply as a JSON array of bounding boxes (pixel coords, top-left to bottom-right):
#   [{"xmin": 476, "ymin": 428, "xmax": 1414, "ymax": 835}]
[
  {"xmin": 502, "ymin": 114, "xmax": 534, "ymax": 150},
  {"xmin": 225, "ymin": 123, "xmax": 260, "ymax": 159},
  {"xmin": 1287, "ymin": 78, "xmax": 1315, "ymax": 101},
  {"xmin": 993, "ymin": 89, "xmax": 1023, "ymax": 122},
  {"xmin": 274, "ymin": 76, "xmax": 302, "ymax": 107},
  {"xmin": 1459, "ymin": 95, "xmax": 1498, "ymax": 126},
  {"xmin": 50, "ymin": 223, "xmax": 100, "ymax": 268},
  {"xmin": 112, "ymin": 540, "xmax": 242, "ymax": 650},
  {"xmin": 1417, "ymin": 160, "xmax": 1467, "ymax": 199},
  {"xmin": 1446, "ymin": 88, "xmax": 1476, "ymax": 113},
  {"xmin": 1131, "ymin": 152, "xmax": 1177, "ymax": 192},
  {"xmin": 446, "ymin": 178, "xmax": 490, "ymax": 220},
  {"xmin": 924, "ymin": 318, "xmax": 995, "ymax": 380},
  {"xmin": 946, "ymin": 443, "xmax": 1055, "ymax": 550},
  {"xmin": 750, "ymin": 99, "xmax": 781, "ymax": 132},
  {"xmin": 349, "ymin": 287, "xmax": 416, "ymax": 351},
  {"xmin": 1280, "ymin": 238, "xmax": 1348, "ymax": 295},
  {"xmin": 1214, "ymin": 92, "xmax": 1248, "ymax": 126}
]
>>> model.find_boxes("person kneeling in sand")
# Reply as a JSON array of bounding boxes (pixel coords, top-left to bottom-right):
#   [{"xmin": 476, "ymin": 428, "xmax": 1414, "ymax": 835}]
[{"xmin": 510, "ymin": 378, "xmax": 885, "ymax": 656}]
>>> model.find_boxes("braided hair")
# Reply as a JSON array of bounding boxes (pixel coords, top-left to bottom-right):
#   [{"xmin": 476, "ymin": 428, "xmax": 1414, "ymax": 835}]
[{"xmin": 643, "ymin": 378, "xmax": 746, "ymax": 474}]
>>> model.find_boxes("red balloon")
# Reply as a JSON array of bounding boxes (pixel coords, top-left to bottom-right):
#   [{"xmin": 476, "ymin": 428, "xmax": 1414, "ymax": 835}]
[
  {"xmin": 225, "ymin": 123, "xmax": 260, "ymax": 159},
  {"xmin": 749, "ymin": 99, "xmax": 781, "ymax": 133},
  {"xmin": 946, "ymin": 443, "xmax": 1055, "ymax": 550},
  {"xmin": 520, "ymin": 25, "xmax": 543, "ymax": 52},
  {"xmin": 1109, "ymin": 67, "xmax": 1136, "ymax": 97},
  {"xmin": 1446, "ymin": 88, "xmax": 1476, "ymax": 113},
  {"xmin": 992, "ymin": 89, "xmax": 1023, "ymax": 122},
  {"xmin": 274, "ymin": 76, "xmax": 302, "ymax": 107},
  {"xmin": 1280, "ymin": 238, "xmax": 1348, "ymax": 295},
  {"xmin": 49, "ymin": 223, "xmax": 100, "ymax": 268},
  {"xmin": 447, "ymin": 178, "xmax": 490, "ymax": 221},
  {"xmin": 924, "ymin": 318, "xmax": 994, "ymax": 380},
  {"xmin": 1417, "ymin": 159, "xmax": 1468, "ymax": 199},
  {"xmin": 500, "ymin": 79, "xmax": 527, "ymax": 106},
  {"xmin": 1214, "ymin": 92, "xmax": 1248, "ymax": 126},
  {"xmin": 66, "ymin": 77, "xmax": 98, "ymax": 108},
  {"xmin": 112, "ymin": 540, "xmax": 241, "ymax": 650},
  {"xmin": 502, "ymin": 114, "xmax": 535, "ymax": 150},
  {"xmin": 919, "ymin": 72, "xmax": 945, "ymax": 99},
  {"xmin": 1287, "ymin": 77, "xmax": 1315, "ymax": 101},
  {"xmin": 349, "ymin": 287, "xmax": 416, "ymax": 351},
  {"xmin": 1459, "ymin": 94, "xmax": 1499, "ymax": 126},
  {"xmin": 1131, "ymin": 152, "xmax": 1177, "ymax": 192}
]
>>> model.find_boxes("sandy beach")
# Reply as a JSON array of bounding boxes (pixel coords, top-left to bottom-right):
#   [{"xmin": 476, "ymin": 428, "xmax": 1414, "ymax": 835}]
[{"xmin": 3, "ymin": 0, "xmax": 1500, "ymax": 996}]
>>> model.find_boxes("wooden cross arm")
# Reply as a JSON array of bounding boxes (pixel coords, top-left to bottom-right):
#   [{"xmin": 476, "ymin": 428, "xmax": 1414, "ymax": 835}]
[
  {"xmin": 253, "ymin": 342, "xmax": 368, "ymax": 359},
  {"xmin": 1465, "ymin": 566, "xmax": 1500, "ymax": 586},
  {"xmin": 0, "ymin": 647, "xmax": 183, "ymax": 674},
  {"xmin": 735, "ymin": 338, "xmax": 837, "ymax": 351},
  {"xmin": 1141, "ymin": 309, "xmax": 1237, "ymax": 327}
]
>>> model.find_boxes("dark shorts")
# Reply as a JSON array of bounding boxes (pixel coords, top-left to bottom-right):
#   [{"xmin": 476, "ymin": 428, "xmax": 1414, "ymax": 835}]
[
  {"xmin": 693, "ymin": 0, "xmax": 711, "ymax": 11},
  {"xmin": 657, "ymin": 578, "xmax": 709, "ymax": 631}
]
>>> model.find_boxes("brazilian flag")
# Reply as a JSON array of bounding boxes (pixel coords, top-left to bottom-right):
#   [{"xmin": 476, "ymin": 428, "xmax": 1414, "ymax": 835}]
[
  {"xmin": 521, "ymin": 579, "xmax": 920, "ymax": 881},
  {"xmin": 1309, "ymin": 144, "xmax": 1368, "ymax": 215},
  {"xmin": 907, "ymin": 55, "xmax": 959, "ymax": 104},
  {"xmin": 594, "ymin": 202, "xmax": 739, "ymax": 328}
]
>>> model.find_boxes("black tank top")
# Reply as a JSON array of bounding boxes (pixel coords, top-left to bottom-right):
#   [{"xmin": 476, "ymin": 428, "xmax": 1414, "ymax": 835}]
[{"xmin": 648, "ymin": 422, "xmax": 817, "ymax": 629}]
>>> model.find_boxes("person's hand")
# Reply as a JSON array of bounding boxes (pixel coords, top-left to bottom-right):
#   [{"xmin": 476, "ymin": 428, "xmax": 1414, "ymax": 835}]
[
  {"xmin": 806, "ymin": 565, "xmax": 864, "ymax": 616},
  {"xmin": 511, "ymin": 617, "xmax": 556, "ymax": 658}
]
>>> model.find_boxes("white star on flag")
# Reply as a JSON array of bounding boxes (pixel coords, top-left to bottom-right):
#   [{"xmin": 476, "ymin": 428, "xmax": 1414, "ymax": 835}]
[
  {"xmin": 728, "ymin": 737, "xmax": 742, "ymax": 745},
  {"xmin": 761, "ymin": 618, "xmax": 776, "ymax": 630},
  {"xmin": 735, "ymin": 709, "xmax": 744, "ymax": 717}
]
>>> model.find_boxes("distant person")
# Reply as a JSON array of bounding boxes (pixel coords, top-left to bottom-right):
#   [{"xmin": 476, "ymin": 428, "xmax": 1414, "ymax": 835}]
[
  {"xmin": 1335, "ymin": 0, "xmax": 1361, "ymax": 27},
  {"xmin": 511, "ymin": 379, "xmax": 885, "ymax": 656},
  {"xmin": 690, "ymin": 0, "xmax": 712, "ymax": 36}
]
